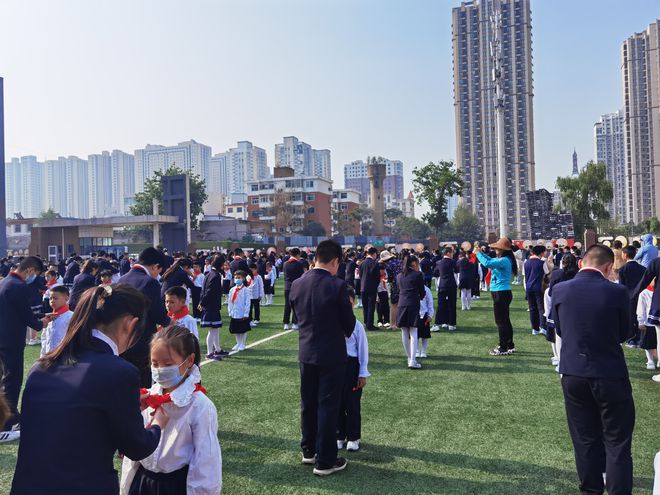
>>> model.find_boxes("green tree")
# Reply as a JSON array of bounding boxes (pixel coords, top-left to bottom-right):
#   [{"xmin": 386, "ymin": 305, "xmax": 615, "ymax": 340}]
[
  {"xmin": 351, "ymin": 206, "xmax": 374, "ymax": 236},
  {"xmin": 384, "ymin": 207, "xmax": 404, "ymax": 230},
  {"xmin": 393, "ymin": 216, "xmax": 431, "ymax": 239},
  {"xmin": 130, "ymin": 164, "xmax": 208, "ymax": 229},
  {"xmin": 332, "ymin": 208, "xmax": 355, "ymax": 236},
  {"xmin": 556, "ymin": 161, "xmax": 612, "ymax": 238},
  {"xmin": 412, "ymin": 161, "xmax": 464, "ymax": 236},
  {"xmin": 38, "ymin": 208, "xmax": 60, "ymax": 220},
  {"xmin": 301, "ymin": 221, "xmax": 326, "ymax": 236},
  {"xmin": 445, "ymin": 205, "xmax": 483, "ymax": 242},
  {"xmin": 640, "ymin": 217, "xmax": 660, "ymax": 234}
]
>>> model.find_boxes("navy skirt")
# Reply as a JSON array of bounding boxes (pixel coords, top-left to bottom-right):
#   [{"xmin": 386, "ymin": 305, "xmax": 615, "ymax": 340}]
[
  {"xmin": 396, "ymin": 305, "xmax": 419, "ymax": 328},
  {"xmin": 417, "ymin": 313, "xmax": 431, "ymax": 339},
  {"xmin": 229, "ymin": 317, "xmax": 251, "ymax": 334},
  {"xmin": 129, "ymin": 464, "xmax": 188, "ymax": 495},
  {"xmin": 201, "ymin": 308, "xmax": 222, "ymax": 328}
]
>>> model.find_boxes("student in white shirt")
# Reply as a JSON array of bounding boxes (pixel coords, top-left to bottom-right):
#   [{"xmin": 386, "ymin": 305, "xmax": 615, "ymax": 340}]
[
  {"xmin": 248, "ymin": 264, "xmax": 265, "ymax": 327},
  {"xmin": 636, "ymin": 280, "xmax": 658, "ymax": 370},
  {"xmin": 264, "ymin": 262, "xmax": 277, "ymax": 305},
  {"xmin": 417, "ymin": 285, "xmax": 435, "ymax": 358},
  {"xmin": 43, "ymin": 269, "xmax": 62, "ymax": 314},
  {"xmin": 164, "ymin": 286, "xmax": 199, "ymax": 339},
  {"xmin": 228, "ymin": 270, "xmax": 251, "ymax": 352},
  {"xmin": 120, "ymin": 326, "xmax": 222, "ymax": 495},
  {"xmin": 222, "ymin": 262, "xmax": 232, "ymax": 305},
  {"xmin": 40, "ymin": 286, "xmax": 73, "ymax": 357},
  {"xmin": 337, "ymin": 286, "xmax": 369, "ymax": 453}
]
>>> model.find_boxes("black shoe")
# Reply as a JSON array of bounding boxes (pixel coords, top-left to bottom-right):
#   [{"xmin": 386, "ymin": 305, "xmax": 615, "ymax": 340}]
[
  {"xmin": 302, "ymin": 450, "xmax": 316, "ymax": 465},
  {"xmin": 489, "ymin": 347, "xmax": 510, "ymax": 356},
  {"xmin": 215, "ymin": 349, "xmax": 230, "ymax": 357},
  {"xmin": 313, "ymin": 457, "xmax": 348, "ymax": 476}
]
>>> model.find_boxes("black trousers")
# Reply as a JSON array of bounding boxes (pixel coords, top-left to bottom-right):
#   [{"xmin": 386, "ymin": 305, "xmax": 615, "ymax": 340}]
[
  {"xmin": 0, "ymin": 346, "xmax": 23, "ymax": 429},
  {"xmin": 362, "ymin": 291, "xmax": 377, "ymax": 330},
  {"xmin": 561, "ymin": 375, "xmax": 635, "ymax": 495},
  {"xmin": 337, "ymin": 357, "xmax": 362, "ymax": 442},
  {"xmin": 191, "ymin": 286, "xmax": 202, "ymax": 319},
  {"xmin": 492, "ymin": 290, "xmax": 514, "ymax": 350},
  {"xmin": 436, "ymin": 287, "xmax": 457, "ymax": 326},
  {"xmin": 250, "ymin": 298, "xmax": 260, "ymax": 321},
  {"xmin": 300, "ymin": 361, "xmax": 345, "ymax": 469},
  {"xmin": 377, "ymin": 292, "xmax": 390, "ymax": 324},
  {"xmin": 526, "ymin": 290, "xmax": 544, "ymax": 331},
  {"xmin": 283, "ymin": 289, "xmax": 297, "ymax": 324},
  {"xmin": 129, "ymin": 464, "xmax": 189, "ymax": 495}
]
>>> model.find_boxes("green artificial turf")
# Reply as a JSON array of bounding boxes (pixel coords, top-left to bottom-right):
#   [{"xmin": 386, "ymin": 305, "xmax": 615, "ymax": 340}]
[{"xmin": 0, "ymin": 285, "xmax": 658, "ymax": 494}]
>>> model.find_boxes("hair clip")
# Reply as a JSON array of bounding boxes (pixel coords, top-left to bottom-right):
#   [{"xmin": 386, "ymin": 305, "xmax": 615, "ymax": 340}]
[{"xmin": 103, "ymin": 285, "xmax": 113, "ymax": 298}]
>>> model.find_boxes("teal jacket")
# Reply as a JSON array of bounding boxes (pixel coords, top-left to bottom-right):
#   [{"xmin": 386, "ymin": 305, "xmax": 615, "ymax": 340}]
[{"xmin": 476, "ymin": 252, "xmax": 512, "ymax": 292}]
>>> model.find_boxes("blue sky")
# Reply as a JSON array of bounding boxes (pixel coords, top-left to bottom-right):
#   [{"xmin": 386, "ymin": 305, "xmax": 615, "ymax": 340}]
[{"xmin": 1, "ymin": 0, "xmax": 659, "ymax": 200}]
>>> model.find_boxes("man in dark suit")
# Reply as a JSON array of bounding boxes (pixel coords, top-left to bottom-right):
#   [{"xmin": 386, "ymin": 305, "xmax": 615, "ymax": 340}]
[
  {"xmin": 283, "ymin": 248, "xmax": 305, "ymax": 330},
  {"xmin": 359, "ymin": 247, "xmax": 380, "ymax": 330},
  {"xmin": 618, "ymin": 246, "xmax": 647, "ymax": 347},
  {"xmin": 63, "ymin": 256, "xmax": 81, "ymax": 287},
  {"xmin": 0, "ymin": 256, "xmax": 50, "ymax": 435},
  {"xmin": 551, "ymin": 244, "xmax": 635, "ymax": 495},
  {"xmin": 290, "ymin": 239, "xmax": 356, "ymax": 476},
  {"xmin": 118, "ymin": 247, "xmax": 170, "ymax": 386},
  {"xmin": 119, "ymin": 255, "xmax": 131, "ymax": 276},
  {"xmin": 433, "ymin": 246, "xmax": 458, "ymax": 331},
  {"xmin": 229, "ymin": 248, "xmax": 250, "ymax": 275}
]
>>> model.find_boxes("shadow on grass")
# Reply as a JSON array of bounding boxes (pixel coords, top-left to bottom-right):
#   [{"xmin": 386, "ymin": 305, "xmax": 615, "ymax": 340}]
[{"xmin": 219, "ymin": 430, "xmax": 658, "ymax": 494}]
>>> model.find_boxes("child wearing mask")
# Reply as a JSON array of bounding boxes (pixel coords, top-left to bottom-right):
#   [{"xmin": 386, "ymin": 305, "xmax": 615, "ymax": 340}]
[{"xmin": 228, "ymin": 270, "xmax": 251, "ymax": 352}]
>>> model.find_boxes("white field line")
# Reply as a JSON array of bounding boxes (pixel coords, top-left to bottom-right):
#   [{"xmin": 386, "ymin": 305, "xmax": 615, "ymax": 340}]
[{"xmin": 200, "ymin": 329, "xmax": 295, "ymax": 367}]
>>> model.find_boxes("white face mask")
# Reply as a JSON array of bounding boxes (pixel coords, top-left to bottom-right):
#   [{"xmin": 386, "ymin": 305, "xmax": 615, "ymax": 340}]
[{"xmin": 151, "ymin": 361, "xmax": 188, "ymax": 388}]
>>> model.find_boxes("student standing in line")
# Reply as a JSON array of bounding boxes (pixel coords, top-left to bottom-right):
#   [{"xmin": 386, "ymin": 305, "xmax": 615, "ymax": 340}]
[
  {"xmin": 396, "ymin": 255, "xmax": 426, "ymax": 369},
  {"xmin": 432, "ymin": 246, "xmax": 458, "ymax": 332},
  {"xmin": 165, "ymin": 286, "xmax": 199, "ymax": 339},
  {"xmin": 524, "ymin": 245, "xmax": 550, "ymax": 335},
  {"xmin": 40, "ymin": 285, "xmax": 73, "ymax": 357},
  {"xmin": 417, "ymin": 282, "xmax": 434, "ymax": 359},
  {"xmin": 248, "ymin": 263, "xmax": 264, "ymax": 327},
  {"xmin": 283, "ymin": 248, "xmax": 304, "ymax": 331},
  {"xmin": 199, "ymin": 255, "xmax": 227, "ymax": 360},
  {"xmin": 228, "ymin": 270, "xmax": 251, "ymax": 352},
  {"xmin": 376, "ymin": 265, "xmax": 390, "ymax": 328}
]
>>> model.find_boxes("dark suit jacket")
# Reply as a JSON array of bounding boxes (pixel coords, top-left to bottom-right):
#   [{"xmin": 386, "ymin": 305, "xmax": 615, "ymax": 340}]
[
  {"xmin": 119, "ymin": 258, "xmax": 131, "ymax": 276},
  {"xmin": 344, "ymin": 260, "xmax": 356, "ymax": 285},
  {"xmin": 552, "ymin": 270, "xmax": 631, "ymax": 379},
  {"xmin": 200, "ymin": 268, "xmax": 222, "ymax": 314},
  {"xmin": 69, "ymin": 272, "xmax": 98, "ymax": 310},
  {"xmin": 0, "ymin": 273, "xmax": 43, "ymax": 352},
  {"xmin": 290, "ymin": 268, "xmax": 356, "ymax": 366},
  {"xmin": 359, "ymin": 256, "xmax": 381, "ymax": 294},
  {"xmin": 618, "ymin": 260, "xmax": 646, "ymax": 294},
  {"xmin": 632, "ymin": 257, "xmax": 660, "ymax": 324},
  {"xmin": 63, "ymin": 261, "xmax": 80, "ymax": 284},
  {"xmin": 283, "ymin": 259, "xmax": 305, "ymax": 291},
  {"xmin": 435, "ymin": 257, "xmax": 458, "ymax": 290},
  {"xmin": 160, "ymin": 266, "xmax": 195, "ymax": 299},
  {"xmin": 11, "ymin": 338, "xmax": 161, "ymax": 495},
  {"xmin": 229, "ymin": 257, "xmax": 250, "ymax": 276}
]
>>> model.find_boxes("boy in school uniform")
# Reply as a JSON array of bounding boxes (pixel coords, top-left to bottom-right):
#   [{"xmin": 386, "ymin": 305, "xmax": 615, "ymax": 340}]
[
  {"xmin": 99, "ymin": 270, "xmax": 113, "ymax": 287},
  {"xmin": 264, "ymin": 262, "xmax": 277, "ymax": 305},
  {"xmin": 43, "ymin": 269, "xmax": 62, "ymax": 314},
  {"xmin": 376, "ymin": 265, "xmax": 390, "ymax": 328},
  {"xmin": 338, "ymin": 286, "xmax": 370, "ymax": 453},
  {"xmin": 40, "ymin": 285, "xmax": 73, "ymax": 357},
  {"xmin": 191, "ymin": 261, "xmax": 204, "ymax": 320},
  {"xmin": 248, "ymin": 263, "xmax": 264, "ymax": 327},
  {"xmin": 228, "ymin": 270, "xmax": 251, "ymax": 351},
  {"xmin": 164, "ymin": 286, "xmax": 199, "ymax": 339},
  {"xmin": 417, "ymin": 283, "xmax": 435, "ymax": 358}
]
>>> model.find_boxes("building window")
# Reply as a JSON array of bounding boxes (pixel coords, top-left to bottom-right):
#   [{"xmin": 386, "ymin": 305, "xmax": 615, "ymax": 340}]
[
  {"xmin": 251, "ymin": 185, "xmax": 258, "ymax": 192},
  {"xmin": 306, "ymin": 194, "xmax": 315, "ymax": 201},
  {"xmin": 228, "ymin": 207, "xmax": 234, "ymax": 213},
  {"xmin": 237, "ymin": 207, "xmax": 243, "ymax": 213},
  {"xmin": 307, "ymin": 207, "xmax": 315, "ymax": 214},
  {"xmin": 305, "ymin": 180, "xmax": 314, "ymax": 187},
  {"xmin": 251, "ymin": 198, "xmax": 259, "ymax": 205},
  {"xmin": 340, "ymin": 192, "xmax": 347, "ymax": 199},
  {"xmin": 340, "ymin": 204, "xmax": 347, "ymax": 211}
]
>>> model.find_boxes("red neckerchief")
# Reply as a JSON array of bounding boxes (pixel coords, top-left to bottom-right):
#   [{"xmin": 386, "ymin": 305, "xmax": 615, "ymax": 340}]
[
  {"xmin": 193, "ymin": 270, "xmax": 202, "ymax": 277},
  {"xmin": 10, "ymin": 272, "xmax": 25, "ymax": 283},
  {"xmin": 132, "ymin": 264, "xmax": 149, "ymax": 275},
  {"xmin": 231, "ymin": 285, "xmax": 244, "ymax": 304},
  {"xmin": 234, "ymin": 256, "xmax": 242, "ymax": 261},
  {"xmin": 647, "ymin": 284, "xmax": 655, "ymax": 292},
  {"xmin": 168, "ymin": 306, "xmax": 190, "ymax": 320},
  {"xmin": 140, "ymin": 383, "xmax": 207, "ymax": 410},
  {"xmin": 53, "ymin": 305, "xmax": 70, "ymax": 315},
  {"xmin": 46, "ymin": 280, "xmax": 58, "ymax": 287}
]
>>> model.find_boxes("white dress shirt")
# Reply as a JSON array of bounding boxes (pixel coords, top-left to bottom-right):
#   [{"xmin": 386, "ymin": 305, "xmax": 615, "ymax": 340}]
[
  {"xmin": 120, "ymin": 365, "xmax": 222, "ymax": 495},
  {"xmin": 228, "ymin": 285, "xmax": 251, "ymax": 318},
  {"xmin": 172, "ymin": 314, "xmax": 199, "ymax": 339},
  {"xmin": 346, "ymin": 320, "xmax": 370, "ymax": 378},
  {"xmin": 40, "ymin": 311, "xmax": 73, "ymax": 357},
  {"xmin": 637, "ymin": 288, "xmax": 654, "ymax": 326},
  {"xmin": 249, "ymin": 274, "xmax": 264, "ymax": 300},
  {"xmin": 419, "ymin": 286, "xmax": 435, "ymax": 320},
  {"xmin": 91, "ymin": 329, "xmax": 119, "ymax": 355}
]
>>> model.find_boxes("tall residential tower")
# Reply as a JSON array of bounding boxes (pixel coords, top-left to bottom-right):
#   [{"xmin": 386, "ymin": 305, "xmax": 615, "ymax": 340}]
[
  {"xmin": 452, "ymin": 0, "xmax": 535, "ymax": 237},
  {"xmin": 594, "ymin": 110, "xmax": 626, "ymax": 222}
]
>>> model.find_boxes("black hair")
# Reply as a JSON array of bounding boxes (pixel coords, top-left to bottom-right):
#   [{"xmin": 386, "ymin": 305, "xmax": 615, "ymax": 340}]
[
  {"xmin": 532, "ymin": 245, "xmax": 546, "ymax": 256},
  {"xmin": 316, "ymin": 240, "xmax": 342, "ymax": 264},
  {"xmin": 443, "ymin": 246, "xmax": 453, "ymax": 256},
  {"xmin": 81, "ymin": 259, "xmax": 99, "ymax": 274},
  {"xmin": 622, "ymin": 246, "xmax": 637, "ymax": 259},
  {"xmin": 161, "ymin": 258, "xmax": 192, "ymax": 282},
  {"xmin": 346, "ymin": 284, "xmax": 356, "ymax": 300},
  {"xmin": 39, "ymin": 284, "xmax": 146, "ymax": 368},
  {"xmin": 249, "ymin": 263, "xmax": 258, "ymax": 270},
  {"xmin": 234, "ymin": 248, "xmax": 244, "ymax": 256},
  {"xmin": 165, "ymin": 285, "xmax": 187, "ymax": 300},
  {"xmin": 613, "ymin": 240, "xmax": 623, "ymax": 249},
  {"xmin": 367, "ymin": 247, "xmax": 378, "ymax": 256},
  {"xmin": 290, "ymin": 247, "xmax": 301, "ymax": 257},
  {"xmin": 583, "ymin": 244, "xmax": 615, "ymax": 266},
  {"xmin": 211, "ymin": 255, "xmax": 224, "ymax": 271},
  {"xmin": 402, "ymin": 254, "xmax": 419, "ymax": 275},
  {"xmin": 138, "ymin": 247, "xmax": 165, "ymax": 267},
  {"xmin": 50, "ymin": 285, "xmax": 69, "ymax": 297},
  {"xmin": 45, "ymin": 269, "xmax": 58, "ymax": 278},
  {"xmin": 560, "ymin": 253, "xmax": 579, "ymax": 278},
  {"xmin": 17, "ymin": 256, "xmax": 44, "ymax": 273},
  {"xmin": 234, "ymin": 270, "xmax": 246, "ymax": 278},
  {"xmin": 151, "ymin": 325, "xmax": 201, "ymax": 366},
  {"xmin": 99, "ymin": 270, "xmax": 113, "ymax": 279}
]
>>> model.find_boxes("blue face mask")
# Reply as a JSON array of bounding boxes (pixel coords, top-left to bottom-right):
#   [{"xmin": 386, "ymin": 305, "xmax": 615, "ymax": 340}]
[
  {"xmin": 25, "ymin": 274, "xmax": 36, "ymax": 285},
  {"xmin": 151, "ymin": 361, "xmax": 186, "ymax": 389},
  {"xmin": 234, "ymin": 278, "xmax": 243, "ymax": 286}
]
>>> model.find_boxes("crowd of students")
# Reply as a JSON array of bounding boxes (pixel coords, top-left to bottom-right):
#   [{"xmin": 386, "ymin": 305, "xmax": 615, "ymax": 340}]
[{"xmin": 0, "ymin": 235, "xmax": 659, "ymax": 493}]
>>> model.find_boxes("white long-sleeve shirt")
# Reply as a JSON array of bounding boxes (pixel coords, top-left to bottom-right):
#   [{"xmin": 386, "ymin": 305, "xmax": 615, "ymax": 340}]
[
  {"xmin": 249, "ymin": 274, "xmax": 264, "ymax": 300},
  {"xmin": 419, "ymin": 286, "xmax": 435, "ymax": 320},
  {"xmin": 228, "ymin": 285, "xmax": 251, "ymax": 318},
  {"xmin": 40, "ymin": 310, "xmax": 73, "ymax": 357},
  {"xmin": 120, "ymin": 366, "xmax": 222, "ymax": 495},
  {"xmin": 171, "ymin": 314, "xmax": 199, "ymax": 339},
  {"xmin": 266, "ymin": 269, "xmax": 277, "ymax": 285},
  {"xmin": 637, "ymin": 288, "xmax": 654, "ymax": 326},
  {"xmin": 346, "ymin": 320, "xmax": 370, "ymax": 378}
]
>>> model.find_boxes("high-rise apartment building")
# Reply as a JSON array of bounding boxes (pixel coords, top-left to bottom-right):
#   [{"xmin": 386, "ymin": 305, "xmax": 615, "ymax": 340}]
[
  {"xmin": 452, "ymin": 0, "xmax": 535, "ymax": 237},
  {"xmin": 208, "ymin": 141, "xmax": 268, "ymax": 195},
  {"xmin": 208, "ymin": 153, "xmax": 229, "ymax": 194},
  {"xmin": 111, "ymin": 150, "xmax": 135, "ymax": 215},
  {"xmin": 5, "ymin": 156, "xmax": 43, "ymax": 218},
  {"xmin": 134, "ymin": 139, "xmax": 211, "ymax": 193},
  {"xmin": 344, "ymin": 159, "xmax": 404, "ymax": 208},
  {"xmin": 621, "ymin": 19, "xmax": 660, "ymax": 224},
  {"xmin": 89, "ymin": 151, "xmax": 112, "ymax": 217},
  {"xmin": 594, "ymin": 110, "xmax": 626, "ymax": 222},
  {"xmin": 275, "ymin": 136, "xmax": 331, "ymax": 178}
]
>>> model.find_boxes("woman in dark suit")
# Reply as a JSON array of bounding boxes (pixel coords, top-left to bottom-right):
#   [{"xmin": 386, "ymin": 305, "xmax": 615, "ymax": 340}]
[
  {"xmin": 11, "ymin": 284, "xmax": 167, "ymax": 495},
  {"xmin": 68, "ymin": 259, "xmax": 99, "ymax": 310},
  {"xmin": 159, "ymin": 257, "xmax": 195, "ymax": 300},
  {"xmin": 396, "ymin": 254, "xmax": 426, "ymax": 369}
]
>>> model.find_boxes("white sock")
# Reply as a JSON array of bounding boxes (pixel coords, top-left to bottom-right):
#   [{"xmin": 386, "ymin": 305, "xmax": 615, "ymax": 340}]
[
  {"xmin": 409, "ymin": 327, "xmax": 419, "ymax": 361},
  {"xmin": 401, "ymin": 328, "xmax": 411, "ymax": 360},
  {"xmin": 551, "ymin": 342, "xmax": 558, "ymax": 359},
  {"xmin": 242, "ymin": 333, "xmax": 248, "ymax": 348},
  {"xmin": 645, "ymin": 349, "xmax": 654, "ymax": 363},
  {"xmin": 206, "ymin": 329, "xmax": 219, "ymax": 354},
  {"xmin": 422, "ymin": 338, "xmax": 429, "ymax": 353}
]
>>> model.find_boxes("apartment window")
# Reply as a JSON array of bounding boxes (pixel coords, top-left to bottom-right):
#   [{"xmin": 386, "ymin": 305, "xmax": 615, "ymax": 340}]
[
  {"xmin": 237, "ymin": 207, "xmax": 243, "ymax": 213},
  {"xmin": 307, "ymin": 207, "xmax": 315, "ymax": 214},
  {"xmin": 305, "ymin": 180, "xmax": 314, "ymax": 187},
  {"xmin": 228, "ymin": 207, "xmax": 234, "ymax": 213},
  {"xmin": 251, "ymin": 198, "xmax": 259, "ymax": 205},
  {"xmin": 306, "ymin": 194, "xmax": 316, "ymax": 201},
  {"xmin": 340, "ymin": 192, "xmax": 347, "ymax": 199}
]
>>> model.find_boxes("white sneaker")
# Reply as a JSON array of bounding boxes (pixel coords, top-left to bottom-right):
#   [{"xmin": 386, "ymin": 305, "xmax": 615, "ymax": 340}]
[
  {"xmin": 0, "ymin": 430, "xmax": 19, "ymax": 443},
  {"xmin": 292, "ymin": 324, "xmax": 299, "ymax": 330},
  {"xmin": 253, "ymin": 320, "xmax": 260, "ymax": 325},
  {"xmin": 653, "ymin": 374, "xmax": 660, "ymax": 382},
  {"xmin": 346, "ymin": 440, "xmax": 360, "ymax": 452},
  {"xmin": 377, "ymin": 322, "xmax": 383, "ymax": 327},
  {"xmin": 647, "ymin": 362, "xmax": 656, "ymax": 370},
  {"xmin": 531, "ymin": 329, "xmax": 540, "ymax": 335},
  {"xmin": 415, "ymin": 351, "xmax": 421, "ymax": 358},
  {"xmin": 551, "ymin": 356, "xmax": 559, "ymax": 366},
  {"xmin": 384, "ymin": 323, "xmax": 391, "ymax": 328},
  {"xmin": 284, "ymin": 324, "xmax": 290, "ymax": 330},
  {"xmin": 337, "ymin": 440, "xmax": 345, "ymax": 450},
  {"xmin": 441, "ymin": 324, "xmax": 448, "ymax": 329},
  {"xmin": 408, "ymin": 361, "xmax": 422, "ymax": 369},
  {"xmin": 448, "ymin": 326, "xmax": 456, "ymax": 332},
  {"xmin": 430, "ymin": 325, "xmax": 440, "ymax": 332},
  {"xmin": 231, "ymin": 344, "xmax": 240, "ymax": 351},
  {"xmin": 420, "ymin": 352, "xmax": 427, "ymax": 358},
  {"xmin": 238, "ymin": 345, "xmax": 246, "ymax": 351},
  {"xmin": 249, "ymin": 321, "xmax": 257, "ymax": 328}
]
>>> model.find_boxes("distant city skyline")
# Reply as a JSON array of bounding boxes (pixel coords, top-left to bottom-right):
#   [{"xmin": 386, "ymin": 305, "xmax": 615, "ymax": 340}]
[{"xmin": 2, "ymin": 0, "xmax": 660, "ymax": 215}]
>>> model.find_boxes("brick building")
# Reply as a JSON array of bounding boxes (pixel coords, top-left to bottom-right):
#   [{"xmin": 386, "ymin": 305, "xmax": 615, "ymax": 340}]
[
  {"xmin": 332, "ymin": 189, "xmax": 361, "ymax": 236},
  {"xmin": 246, "ymin": 167, "xmax": 333, "ymax": 235}
]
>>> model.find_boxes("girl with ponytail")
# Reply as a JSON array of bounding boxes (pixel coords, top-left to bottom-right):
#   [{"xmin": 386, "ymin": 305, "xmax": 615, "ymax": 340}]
[{"xmin": 396, "ymin": 254, "xmax": 427, "ymax": 369}]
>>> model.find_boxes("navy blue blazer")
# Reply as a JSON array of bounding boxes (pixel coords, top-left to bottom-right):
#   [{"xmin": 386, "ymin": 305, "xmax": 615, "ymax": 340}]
[
  {"xmin": 0, "ymin": 273, "xmax": 43, "ymax": 351},
  {"xmin": 229, "ymin": 257, "xmax": 250, "ymax": 276},
  {"xmin": 435, "ymin": 258, "xmax": 458, "ymax": 290},
  {"xmin": 69, "ymin": 272, "xmax": 98, "ymax": 310},
  {"xmin": 160, "ymin": 266, "xmax": 195, "ymax": 299},
  {"xmin": 359, "ymin": 256, "xmax": 381, "ymax": 294},
  {"xmin": 283, "ymin": 259, "xmax": 305, "ymax": 291},
  {"xmin": 119, "ymin": 258, "xmax": 131, "ymax": 276},
  {"xmin": 11, "ymin": 338, "xmax": 161, "ymax": 495},
  {"xmin": 618, "ymin": 260, "xmax": 646, "ymax": 294},
  {"xmin": 63, "ymin": 261, "xmax": 80, "ymax": 285},
  {"xmin": 290, "ymin": 268, "xmax": 356, "ymax": 367},
  {"xmin": 632, "ymin": 257, "xmax": 660, "ymax": 324},
  {"xmin": 200, "ymin": 268, "xmax": 222, "ymax": 314},
  {"xmin": 344, "ymin": 260, "xmax": 356, "ymax": 285},
  {"xmin": 551, "ymin": 269, "xmax": 631, "ymax": 379}
]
